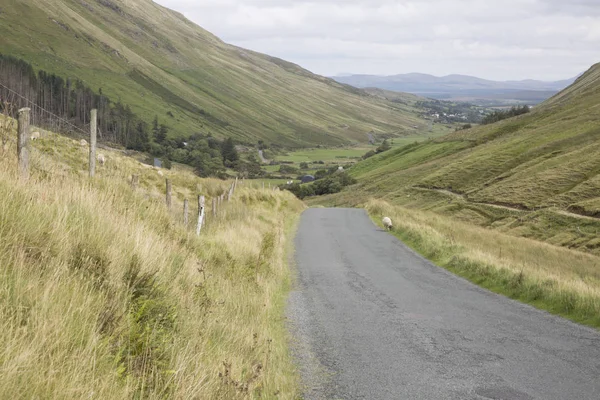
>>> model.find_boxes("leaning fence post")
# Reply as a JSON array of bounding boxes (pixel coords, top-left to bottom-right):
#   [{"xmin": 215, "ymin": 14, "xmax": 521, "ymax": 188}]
[
  {"xmin": 89, "ymin": 109, "xmax": 97, "ymax": 178},
  {"xmin": 166, "ymin": 179, "xmax": 172, "ymax": 209},
  {"xmin": 212, "ymin": 197, "xmax": 217, "ymax": 218},
  {"xmin": 17, "ymin": 107, "xmax": 30, "ymax": 179},
  {"xmin": 131, "ymin": 174, "xmax": 139, "ymax": 190},
  {"xmin": 227, "ymin": 183, "xmax": 234, "ymax": 202},
  {"xmin": 196, "ymin": 195, "xmax": 205, "ymax": 236},
  {"xmin": 184, "ymin": 199, "xmax": 189, "ymax": 225}
]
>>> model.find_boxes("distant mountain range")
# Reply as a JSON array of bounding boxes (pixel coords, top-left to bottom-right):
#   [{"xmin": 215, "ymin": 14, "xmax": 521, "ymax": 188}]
[{"xmin": 331, "ymin": 73, "xmax": 578, "ymax": 105}]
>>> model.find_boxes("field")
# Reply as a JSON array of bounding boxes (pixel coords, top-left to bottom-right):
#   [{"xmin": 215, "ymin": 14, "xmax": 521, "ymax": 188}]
[
  {"xmin": 367, "ymin": 200, "xmax": 600, "ymax": 329},
  {"xmin": 0, "ymin": 118, "xmax": 305, "ymax": 399},
  {"xmin": 264, "ymin": 128, "xmax": 452, "ymax": 181}
]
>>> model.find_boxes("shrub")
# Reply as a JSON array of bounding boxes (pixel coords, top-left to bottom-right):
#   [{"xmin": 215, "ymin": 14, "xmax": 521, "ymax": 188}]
[
  {"xmin": 279, "ymin": 164, "xmax": 299, "ymax": 174},
  {"xmin": 362, "ymin": 150, "xmax": 376, "ymax": 159}
]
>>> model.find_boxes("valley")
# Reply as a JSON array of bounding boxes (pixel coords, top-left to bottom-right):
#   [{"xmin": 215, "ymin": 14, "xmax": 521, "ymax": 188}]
[{"xmin": 1, "ymin": 0, "xmax": 600, "ymax": 398}]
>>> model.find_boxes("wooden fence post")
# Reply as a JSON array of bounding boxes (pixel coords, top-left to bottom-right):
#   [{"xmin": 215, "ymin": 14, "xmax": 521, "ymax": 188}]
[
  {"xmin": 131, "ymin": 174, "xmax": 139, "ymax": 190},
  {"xmin": 166, "ymin": 179, "xmax": 172, "ymax": 209},
  {"xmin": 17, "ymin": 107, "xmax": 30, "ymax": 180},
  {"xmin": 184, "ymin": 199, "xmax": 189, "ymax": 225},
  {"xmin": 89, "ymin": 109, "xmax": 97, "ymax": 178},
  {"xmin": 228, "ymin": 183, "xmax": 234, "ymax": 202},
  {"xmin": 262, "ymin": 182, "xmax": 265, "ymax": 190},
  {"xmin": 212, "ymin": 197, "xmax": 217, "ymax": 218},
  {"xmin": 196, "ymin": 195, "xmax": 205, "ymax": 236}
]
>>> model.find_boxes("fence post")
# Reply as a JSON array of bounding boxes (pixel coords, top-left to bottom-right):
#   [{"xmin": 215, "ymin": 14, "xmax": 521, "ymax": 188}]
[
  {"xmin": 166, "ymin": 179, "xmax": 172, "ymax": 209},
  {"xmin": 89, "ymin": 109, "xmax": 97, "ymax": 178},
  {"xmin": 234, "ymin": 177, "xmax": 238, "ymax": 192},
  {"xmin": 227, "ymin": 183, "xmax": 234, "ymax": 202},
  {"xmin": 262, "ymin": 182, "xmax": 265, "ymax": 190},
  {"xmin": 196, "ymin": 195, "xmax": 205, "ymax": 236},
  {"xmin": 184, "ymin": 199, "xmax": 189, "ymax": 225},
  {"xmin": 17, "ymin": 107, "xmax": 30, "ymax": 180},
  {"xmin": 212, "ymin": 197, "xmax": 217, "ymax": 218},
  {"xmin": 131, "ymin": 174, "xmax": 139, "ymax": 190}
]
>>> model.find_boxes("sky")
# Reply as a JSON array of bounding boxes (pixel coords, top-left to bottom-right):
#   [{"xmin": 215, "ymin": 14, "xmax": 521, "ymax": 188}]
[{"xmin": 155, "ymin": 0, "xmax": 600, "ymax": 81}]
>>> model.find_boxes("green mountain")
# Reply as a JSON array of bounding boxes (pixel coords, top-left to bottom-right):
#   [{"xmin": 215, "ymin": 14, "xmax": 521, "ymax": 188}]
[
  {"xmin": 0, "ymin": 0, "xmax": 422, "ymax": 147},
  {"xmin": 315, "ymin": 63, "xmax": 600, "ymax": 254}
]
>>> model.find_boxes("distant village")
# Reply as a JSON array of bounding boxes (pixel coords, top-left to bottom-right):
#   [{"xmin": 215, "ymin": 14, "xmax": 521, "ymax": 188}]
[{"xmin": 416, "ymin": 99, "xmax": 490, "ymax": 124}]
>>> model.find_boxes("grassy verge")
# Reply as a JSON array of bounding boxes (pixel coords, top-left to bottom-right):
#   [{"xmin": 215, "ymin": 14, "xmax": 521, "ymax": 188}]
[
  {"xmin": 0, "ymin": 125, "xmax": 305, "ymax": 398},
  {"xmin": 366, "ymin": 199, "xmax": 600, "ymax": 329}
]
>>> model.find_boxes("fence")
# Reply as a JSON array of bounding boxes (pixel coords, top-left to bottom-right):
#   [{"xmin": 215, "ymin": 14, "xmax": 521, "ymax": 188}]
[{"xmin": 6, "ymin": 107, "xmax": 276, "ymax": 236}]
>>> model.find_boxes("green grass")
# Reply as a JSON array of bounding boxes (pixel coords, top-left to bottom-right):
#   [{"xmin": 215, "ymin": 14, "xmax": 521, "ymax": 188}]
[
  {"xmin": 276, "ymin": 148, "xmax": 366, "ymax": 163},
  {"xmin": 311, "ymin": 62, "xmax": 600, "ymax": 255},
  {"xmin": 263, "ymin": 128, "xmax": 451, "ymax": 178},
  {"xmin": 0, "ymin": 0, "xmax": 425, "ymax": 147}
]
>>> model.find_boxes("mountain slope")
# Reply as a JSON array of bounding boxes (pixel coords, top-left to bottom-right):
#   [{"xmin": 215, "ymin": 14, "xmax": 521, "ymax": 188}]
[
  {"xmin": 0, "ymin": 0, "xmax": 422, "ymax": 147},
  {"xmin": 315, "ymin": 62, "xmax": 600, "ymax": 254},
  {"xmin": 333, "ymin": 72, "xmax": 576, "ymax": 104}
]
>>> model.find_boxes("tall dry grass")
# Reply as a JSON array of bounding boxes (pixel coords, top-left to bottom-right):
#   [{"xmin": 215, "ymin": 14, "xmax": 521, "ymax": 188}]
[
  {"xmin": 0, "ymin": 125, "xmax": 304, "ymax": 399},
  {"xmin": 367, "ymin": 199, "xmax": 600, "ymax": 328}
]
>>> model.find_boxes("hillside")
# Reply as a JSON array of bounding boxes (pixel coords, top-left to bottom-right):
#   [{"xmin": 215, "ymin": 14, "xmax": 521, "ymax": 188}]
[
  {"xmin": 0, "ymin": 115, "xmax": 305, "ymax": 398},
  {"xmin": 0, "ymin": 0, "xmax": 423, "ymax": 147},
  {"xmin": 314, "ymin": 62, "xmax": 600, "ymax": 255},
  {"xmin": 333, "ymin": 72, "xmax": 576, "ymax": 105}
]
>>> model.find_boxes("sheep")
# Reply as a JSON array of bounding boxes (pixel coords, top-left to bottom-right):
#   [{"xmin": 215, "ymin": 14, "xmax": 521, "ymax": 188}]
[
  {"xmin": 382, "ymin": 216, "xmax": 393, "ymax": 231},
  {"xmin": 157, "ymin": 170, "xmax": 164, "ymax": 177},
  {"xmin": 30, "ymin": 131, "xmax": 40, "ymax": 140},
  {"xmin": 97, "ymin": 153, "xmax": 106, "ymax": 166},
  {"xmin": 80, "ymin": 139, "xmax": 88, "ymax": 147}
]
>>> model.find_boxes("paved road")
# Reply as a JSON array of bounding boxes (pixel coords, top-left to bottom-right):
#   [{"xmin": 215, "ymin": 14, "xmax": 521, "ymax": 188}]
[{"xmin": 288, "ymin": 208, "xmax": 600, "ymax": 400}]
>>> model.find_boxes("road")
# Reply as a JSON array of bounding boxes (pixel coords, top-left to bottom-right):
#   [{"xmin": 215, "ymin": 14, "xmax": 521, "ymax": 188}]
[
  {"xmin": 288, "ymin": 208, "xmax": 600, "ymax": 400},
  {"xmin": 258, "ymin": 149, "xmax": 269, "ymax": 164}
]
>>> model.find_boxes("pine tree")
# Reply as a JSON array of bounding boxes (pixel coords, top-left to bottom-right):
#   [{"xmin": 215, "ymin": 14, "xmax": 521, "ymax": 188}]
[{"xmin": 220, "ymin": 137, "xmax": 239, "ymax": 164}]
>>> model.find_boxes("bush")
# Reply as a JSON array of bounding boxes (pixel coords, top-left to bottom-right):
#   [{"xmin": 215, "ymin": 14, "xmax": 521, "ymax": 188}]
[
  {"xmin": 279, "ymin": 164, "xmax": 299, "ymax": 174},
  {"xmin": 362, "ymin": 150, "xmax": 376, "ymax": 159},
  {"xmin": 376, "ymin": 139, "xmax": 391, "ymax": 154},
  {"xmin": 282, "ymin": 172, "xmax": 356, "ymax": 199},
  {"xmin": 299, "ymin": 162, "xmax": 309, "ymax": 169},
  {"xmin": 314, "ymin": 169, "xmax": 328, "ymax": 180}
]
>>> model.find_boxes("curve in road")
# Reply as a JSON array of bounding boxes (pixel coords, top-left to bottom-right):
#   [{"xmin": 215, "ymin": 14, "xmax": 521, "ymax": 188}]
[{"xmin": 288, "ymin": 208, "xmax": 600, "ymax": 400}]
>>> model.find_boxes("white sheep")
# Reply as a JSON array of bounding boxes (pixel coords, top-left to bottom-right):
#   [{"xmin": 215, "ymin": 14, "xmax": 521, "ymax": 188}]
[
  {"xmin": 382, "ymin": 217, "xmax": 393, "ymax": 231},
  {"xmin": 30, "ymin": 131, "xmax": 40, "ymax": 140},
  {"xmin": 97, "ymin": 153, "xmax": 106, "ymax": 166},
  {"xmin": 80, "ymin": 139, "xmax": 88, "ymax": 147}
]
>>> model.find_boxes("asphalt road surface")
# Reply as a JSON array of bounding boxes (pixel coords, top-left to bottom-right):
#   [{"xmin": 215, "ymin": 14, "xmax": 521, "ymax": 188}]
[{"xmin": 288, "ymin": 208, "xmax": 600, "ymax": 400}]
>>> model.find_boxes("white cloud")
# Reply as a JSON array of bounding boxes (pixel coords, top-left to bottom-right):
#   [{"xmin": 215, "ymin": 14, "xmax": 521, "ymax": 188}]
[{"xmin": 155, "ymin": 0, "xmax": 600, "ymax": 80}]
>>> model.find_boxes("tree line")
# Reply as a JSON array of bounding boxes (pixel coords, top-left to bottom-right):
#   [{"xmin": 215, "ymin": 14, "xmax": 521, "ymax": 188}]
[
  {"xmin": 481, "ymin": 105, "xmax": 530, "ymax": 125},
  {"xmin": 0, "ymin": 54, "xmax": 251, "ymax": 178}
]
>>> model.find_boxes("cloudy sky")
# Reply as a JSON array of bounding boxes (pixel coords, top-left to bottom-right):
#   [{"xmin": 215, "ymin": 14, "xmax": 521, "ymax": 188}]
[{"xmin": 155, "ymin": 0, "xmax": 600, "ymax": 81}]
